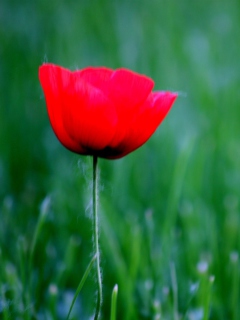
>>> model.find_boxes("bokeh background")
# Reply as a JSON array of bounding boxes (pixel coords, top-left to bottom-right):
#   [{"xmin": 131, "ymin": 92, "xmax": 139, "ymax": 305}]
[{"xmin": 1, "ymin": 0, "xmax": 240, "ymax": 319}]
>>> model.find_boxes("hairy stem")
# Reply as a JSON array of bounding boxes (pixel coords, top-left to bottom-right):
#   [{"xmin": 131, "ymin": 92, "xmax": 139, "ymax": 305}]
[{"xmin": 93, "ymin": 156, "xmax": 102, "ymax": 320}]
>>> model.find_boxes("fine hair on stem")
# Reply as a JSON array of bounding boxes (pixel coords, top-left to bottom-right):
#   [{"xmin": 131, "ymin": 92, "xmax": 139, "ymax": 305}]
[{"xmin": 93, "ymin": 156, "xmax": 103, "ymax": 320}]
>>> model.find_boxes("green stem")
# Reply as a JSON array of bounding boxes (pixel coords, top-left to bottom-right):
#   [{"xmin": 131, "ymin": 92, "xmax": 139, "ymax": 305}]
[{"xmin": 93, "ymin": 156, "xmax": 102, "ymax": 320}]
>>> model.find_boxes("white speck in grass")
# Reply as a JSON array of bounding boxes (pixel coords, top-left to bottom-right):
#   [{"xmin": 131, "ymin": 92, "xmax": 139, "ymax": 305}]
[
  {"xmin": 40, "ymin": 196, "xmax": 51, "ymax": 217},
  {"xmin": 144, "ymin": 279, "xmax": 153, "ymax": 290},
  {"xmin": 3, "ymin": 195, "xmax": 14, "ymax": 211},
  {"xmin": 162, "ymin": 286, "xmax": 170, "ymax": 296},
  {"xmin": 113, "ymin": 284, "xmax": 118, "ymax": 293},
  {"xmin": 49, "ymin": 283, "xmax": 58, "ymax": 296},
  {"xmin": 209, "ymin": 275, "xmax": 215, "ymax": 283},
  {"xmin": 230, "ymin": 251, "xmax": 239, "ymax": 263},
  {"xmin": 189, "ymin": 281, "xmax": 199, "ymax": 293},
  {"xmin": 187, "ymin": 308, "xmax": 203, "ymax": 320},
  {"xmin": 145, "ymin": 209, "xmax": 153, "ymax": 220},
  {"xmin": 152, "ymin": 299, "xmax": 160, "ymax": 309},
  {"xmin": 197, "ymin": 260, "xmax": 208, "ymax": 273}
]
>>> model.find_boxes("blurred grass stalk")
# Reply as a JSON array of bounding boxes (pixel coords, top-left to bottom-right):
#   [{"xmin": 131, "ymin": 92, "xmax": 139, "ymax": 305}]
[
  {"xmin": 230, "ymin": 252, "xmax": 240, "ymax": 320},
  {"xmin": 197, "ymin": 261, "xmax": 214, "ymax": 320},
  {"xmin": 17, "ymin": 236, "xmax": 31, "ymax": 320},
  {"xmin": 110, "ymin": 284, "xmax": 118, "ymax": 320},
  {"xmin": 29, "ymin": 196, "xmax": 51, "ymax": 272},
  {"xmin": 1, "ymin": 285, "xmax": 10, "ymax": 320},
  {"xmin": 100, "ymin": 206, "xmax": 138, "ymax": 319},
  {"xmin": 66, "ymin": 254, "xmax": 97, "ymax": 320},
  {"xmin": 22, "ymin": 196, "xmax": 51, "ymax": 318},
  {"xmin": 170, "ymin": 262, "xmax": 179, "ymax": 320}
]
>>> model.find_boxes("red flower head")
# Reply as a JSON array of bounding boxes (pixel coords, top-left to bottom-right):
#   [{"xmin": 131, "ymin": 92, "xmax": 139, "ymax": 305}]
[{"xmin": 39, "ymin": 63, "xmax": 177, "ymax": 159}]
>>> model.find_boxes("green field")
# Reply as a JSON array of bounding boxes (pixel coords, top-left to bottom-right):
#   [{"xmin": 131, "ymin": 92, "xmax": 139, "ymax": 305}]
[{"xmin": 1, "ymin": 0, "xmax": 240, "ymax": 319}]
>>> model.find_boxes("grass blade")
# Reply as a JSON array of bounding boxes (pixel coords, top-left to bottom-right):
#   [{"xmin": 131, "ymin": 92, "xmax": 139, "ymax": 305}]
[{"xmin": 66, "ymin": 254, "xmax": 97, "ymax": 320}]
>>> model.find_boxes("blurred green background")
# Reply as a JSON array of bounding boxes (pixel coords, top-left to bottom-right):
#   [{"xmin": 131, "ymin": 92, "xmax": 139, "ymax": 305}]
[{"xmin": 1, "ymin": 0, "xmax": 240, "ymax": 319}]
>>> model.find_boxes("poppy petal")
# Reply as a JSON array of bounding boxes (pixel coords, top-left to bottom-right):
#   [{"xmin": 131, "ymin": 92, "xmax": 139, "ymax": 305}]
[
  {"xmin": 108, "ymin": 68, "xmax": 154, "ymax": 110},
  {"xmin": 61, "ymin": 73, "xmax": 118, "ymax": 152},
  {"xmin": 39, "ymin": 64, "xmax": 85, "ymax": 153},
  {"xmin": 108, "ymin": 91, "xmax": 177, "ymax": 158},
  {"xmin": 76, "ymin": 67, "xmax": 113, "ymax": 92},
  {"xmin": 130, "ymin": 91, "xmax": 177, "ymax": 148},
  {"xmin": 107, "ymin": 68, "xmax": 154, "ymax": 146}
]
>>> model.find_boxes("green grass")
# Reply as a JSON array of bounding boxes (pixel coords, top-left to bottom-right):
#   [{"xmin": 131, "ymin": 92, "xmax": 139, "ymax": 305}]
[{"xmin": 1, "ymin": 0, "xmax": 240, "ymax": 319}]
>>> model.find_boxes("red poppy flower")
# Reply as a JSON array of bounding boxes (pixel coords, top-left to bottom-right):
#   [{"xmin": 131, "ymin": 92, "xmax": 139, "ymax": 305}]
[{"xmin": 39, "ymin": 63, "xmax": 177, "ymax": 159}]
